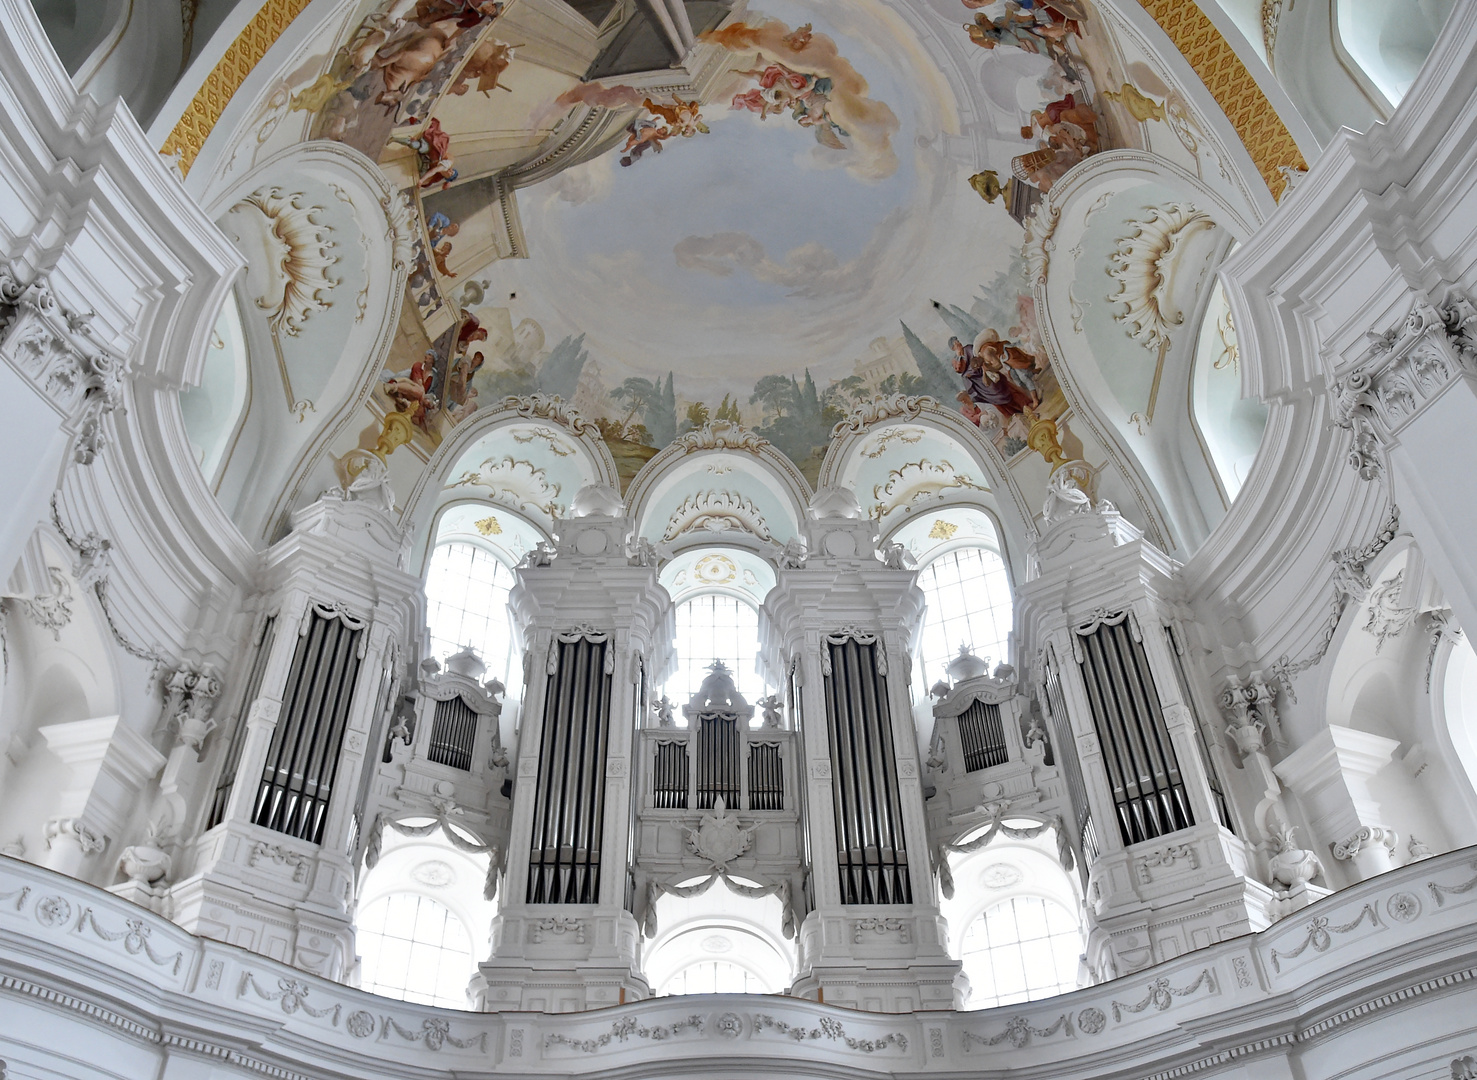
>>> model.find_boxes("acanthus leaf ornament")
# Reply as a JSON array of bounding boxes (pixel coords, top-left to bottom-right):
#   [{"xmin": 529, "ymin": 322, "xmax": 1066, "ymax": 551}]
[
  {"xmin": 502, "ymin": 393, "xmax": 597, "ymax": 438},
  {"xmin": 0, "ymin": 261, "xmax": 128, "ymax": 465}
]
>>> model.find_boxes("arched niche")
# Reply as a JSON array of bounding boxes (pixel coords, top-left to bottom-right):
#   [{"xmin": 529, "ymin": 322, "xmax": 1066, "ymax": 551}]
[
  {"xmin": 194, "ymin": 141, "xmax": 412, "ymax": 543},
  {"xmin": 627, "ymin": 441, "xmax": 808, "ymax": 554},
  {"xmin": 1318, "ymin": 541, "xmax": 1477, "ymax": 856},
  {"xmin": 1031, "ymin": 150, "xmax": 1263, "ymax": 555},
  {"xmin": 400, "ymin": 400, "xmax": 617, "ymax": 560}
]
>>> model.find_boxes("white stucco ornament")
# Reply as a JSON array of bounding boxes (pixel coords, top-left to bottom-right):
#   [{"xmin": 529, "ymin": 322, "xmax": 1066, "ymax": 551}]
[{"xmin": 685, "ymin": 797, "xmax": 754, "ymax": 870}]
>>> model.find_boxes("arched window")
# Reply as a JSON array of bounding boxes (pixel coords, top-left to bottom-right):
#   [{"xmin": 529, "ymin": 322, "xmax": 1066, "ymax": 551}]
[
  {"xmin": 643, "ymin": 878, "xmax": 795, "ymax": 997},
  {"xmin": 915, "ymin": 546, "xmax": 1013, "ymax": 687},
  {"xmin": 668, "ymin": 594, "xmax": 766, "ymax": 710},
  {"xmin": 357, "ymin": 893, "xmax": 475, "ymax": 1009},
  {"xmin": 959, "ymin": 895, "xmax": 1080, "ymax": 1009},
  {"xmin": 659, "ymin": 959, "xmax": 771, "ymax": 995},
  {"xmin": 425, "ymin": 541, "xmax": 517, "ymax": 686}
]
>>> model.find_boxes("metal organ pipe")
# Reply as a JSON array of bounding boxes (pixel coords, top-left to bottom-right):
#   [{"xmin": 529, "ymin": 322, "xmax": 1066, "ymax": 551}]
[
  {"xmin": 209, "ymin": 615, "xmax": 277, "ymax": 830},
  {"xmin": 528, "ymin": 637, "xmax": 611, "ymax": 904},
  {"xmin": 253, "ymin": 610, "xmax": 363, "ymax": 844},
  {"xmin": 1076, "ymin": 619, "xmax": 1193, "ymax": 846},
  {"xmin": 823, "ymin": 637, "xmax": 911, "ymax": 905}
]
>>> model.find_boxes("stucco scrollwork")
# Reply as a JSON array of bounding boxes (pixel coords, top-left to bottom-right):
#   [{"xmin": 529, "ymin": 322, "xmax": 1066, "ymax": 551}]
[
  {"xmin": 662, "ymin": 490, "xmax": 772, "ymax": 542},
  {"xmin": 1333, "ymin": 296, "xmax": 1477, "ymax": 481},
  {"xmin": 225, "ymin": 187, "xmax": 340, "ymax": 337},
  {"xmin": 502, "ymin": 393, "xmax": 598, "ymax": 437},
  {"xmin": 831, "ymin": 394, "xmax": 932, "ymax": 437},
  {"xmin": 675, "ymin": 419, "xmax": 768, "ymax": 452},
  {"xmin": 0, "ymin": 262, "xmax": 127, "ymax": 465}
]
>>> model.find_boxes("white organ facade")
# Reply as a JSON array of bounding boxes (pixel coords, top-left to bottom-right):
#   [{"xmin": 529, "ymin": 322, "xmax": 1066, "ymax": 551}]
[{"xmin": 2, "ymin": 0, "xmax": 1477, "ymax": 1079}]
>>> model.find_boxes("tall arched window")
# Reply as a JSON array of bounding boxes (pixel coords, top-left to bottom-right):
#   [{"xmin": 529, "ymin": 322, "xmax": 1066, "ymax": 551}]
[
  {"xmin": 357, "ymin": 892, "xmax": 476, "ymax": 1009},
  {"xmin": 959, "ymin": 895, "xmax": 1080, "ymax": 1009},
  {"xmin": 425, "ymin": 541, "xmax": 517, "ymax": 686},
  {"xmin": 916, "ymin": 546, "xmax": 1013, "ymax": 687},
  {"xmin": 668, "ymin": 594, "xmax": 766, "ymax": 709}
]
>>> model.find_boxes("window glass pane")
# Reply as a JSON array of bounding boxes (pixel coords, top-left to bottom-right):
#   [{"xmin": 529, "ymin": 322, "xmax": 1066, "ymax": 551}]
[
  {"xmin": 357, "ymin": 893, "xmax": 475, "ymax": 1010},
  {"xmin": 426, "ymin": 541, "xmax": 518, "ymax": 688},
  {"xmin": 960, "ymin": 896, "xmax": 1080, "ymax": 1010},
  {"xmin": 916, "ymin": 546, "xmax": 1013, "ymax": 688},
  {"xmin": 666, "ymin": 594, "xmax": 767, "ymax": 715}
]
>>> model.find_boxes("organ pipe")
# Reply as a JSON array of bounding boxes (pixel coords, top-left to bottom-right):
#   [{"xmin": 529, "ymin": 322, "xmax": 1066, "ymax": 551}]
[
  {"xmin": 252, "ymin": 609, "xmax": 364, "ymax": 844},
  {"xmin": 427, "ymin": 696, "xmax": 478, "ymax": 770},
  {"xmin": 1043, "ymin": 647, "xmax": 1097, "ymax": 864},
  {"xmin": 957, "ymin": 699, "xmax": 1008, "ymax": 772},
  {"xmin": 822, "ymin": 636, "xmax": 911, "ymax": 905},
  {"xmin": 208, "ymin": 615, "xmax": 277, "ymax": 830},
  {"xmin": 1076, "ymin": 616, "xmax": 1193, "ymax": 846},
  {"xmin": 527, "ymin": 636, "xmax": 611, "ymax": 904}
]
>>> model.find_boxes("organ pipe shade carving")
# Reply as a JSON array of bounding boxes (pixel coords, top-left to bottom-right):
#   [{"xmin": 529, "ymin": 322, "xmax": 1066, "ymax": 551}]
[
  {"xmin": 253, "ymin": 608, "xmax": 365, "ymax": 844},
  {"xmin": 527, "ymin": 635, "xmax": 612, "ymax": 904},
  {"xmin": 1075, "ymin": 615, "xmax": 1194, "ymax": 846},
  {"xmin": 748, "ymin": 742, "xmax": 784, "ymax": 810},
  {"xmin": 427, "ymin": 696, "xmax": 478, "ymax": 770},
  {"xmin": 695, "ymin": 714, "xmax": 741, "ymax": 809},
  {"xmin": 1043, "ymin": 650, "xmax": 1097, "ymax": 863},
  {"xmin": 957, "ymin": 699, "xmax": 1009, "ymax": 772},
  {"xmin": 1164, "ymin": 626, "xmax": 1234, "ymax": 834},
  {"xmin": 822, "ymin": 635, "xmax": 911, "ymax": 905},
  {"xmin": 208, "ymin": 616, "xmax": 277, "ymax": 830}
]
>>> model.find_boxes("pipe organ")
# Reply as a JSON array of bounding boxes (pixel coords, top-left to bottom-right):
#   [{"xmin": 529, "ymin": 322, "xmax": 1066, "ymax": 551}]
[
  {"xmin": 477, "ymin": 511, "xmax": 671, "ymax": 1013},
  {"xmin": 1018, "ymin": 488, "xmax": 1272, "ymax": 981},
  {"xmin": 822, "ymin": 633, "xmax": 912, "ymax": 906},
  {"xmin": 763, "ymin": 511, "xmax": 964, "ymax": 1012},
  {"xmin": 166, "ymin": 491, "xmax": 423, "ymax": 980}
]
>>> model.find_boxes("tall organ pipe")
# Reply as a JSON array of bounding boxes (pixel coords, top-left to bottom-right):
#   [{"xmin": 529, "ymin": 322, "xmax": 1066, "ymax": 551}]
[
  {"xmin": 1077, "ymin": 619, "xmax": 1193, "ymax": 846},
  {"xmin": 823, "ymin": 637, "xmax": 911, "ymax": 905},
  {"xmin": 528, "ymin": 637, "xmax": 611, "ymax": 904}
]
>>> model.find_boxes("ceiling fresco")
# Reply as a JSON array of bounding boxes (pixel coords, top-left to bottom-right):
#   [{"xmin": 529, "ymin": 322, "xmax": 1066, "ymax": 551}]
[{"xmin": 275, "ymin": 0, "xmax": 1140, "ymax": 489}]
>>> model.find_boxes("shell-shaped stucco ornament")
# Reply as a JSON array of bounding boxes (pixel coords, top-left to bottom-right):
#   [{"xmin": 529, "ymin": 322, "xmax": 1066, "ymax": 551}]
[{"xmin": 225, "ymin": 186, "xmax": 340, "ymax": 337}]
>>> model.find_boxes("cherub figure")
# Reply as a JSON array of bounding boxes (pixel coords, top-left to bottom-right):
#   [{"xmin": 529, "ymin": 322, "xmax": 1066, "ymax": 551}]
[
  {"xmin": 653, "ymin": 695, "xmax": 676, "ymax": 728},
  {"xmin": 757, "ymin": 694, "xmax": 783, "ymax": 729}
]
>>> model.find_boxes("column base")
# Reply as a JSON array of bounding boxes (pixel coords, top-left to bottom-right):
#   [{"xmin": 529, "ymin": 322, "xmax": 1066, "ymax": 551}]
[
  {"xmin": 1085, "ymin": 824, "xmax": 1275, "ymax": 979},
  {"xmin": 477, "ymin": 906, "xmax": 649, "ymax": 1012},
  {"xmin": 165, "ymin": 822, "xmax": 354, "ymax": 979},
  {"xmin": 789, "ymin": 909, "xmax": 966, "ymax": 1012}
]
